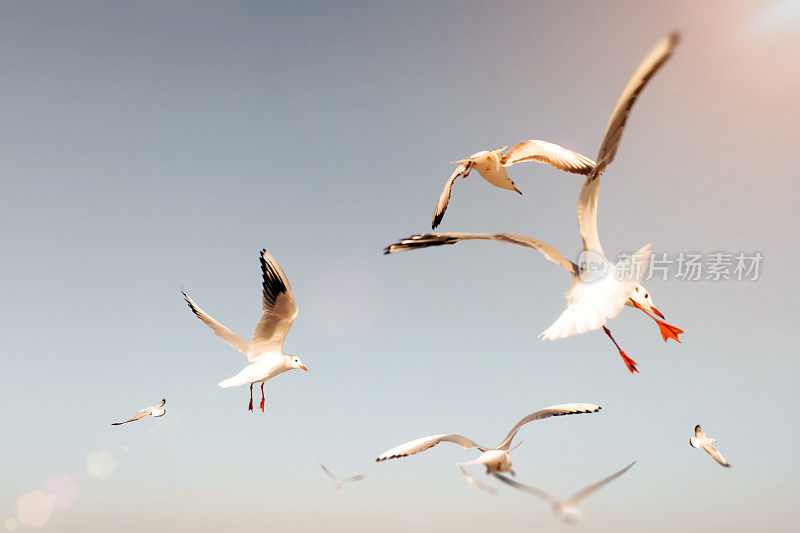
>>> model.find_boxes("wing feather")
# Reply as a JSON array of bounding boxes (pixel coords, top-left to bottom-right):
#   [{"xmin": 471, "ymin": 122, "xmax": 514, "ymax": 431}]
[
  {"xmin": 376, "ymin": 434, "xmax": 486, "ymax": 462},
  {"xmin": 432, "ymin": 162, "xmax": 472, "ymax": 229},
  {"xmin": 384, "ymin": 232, "xmax": 577, "ymax": 275},
  {"xmin": 497, "ymin": 404, "xmax": 601, "ymax": 450},
  {"xmin": 501, "ymin": 140, "xmax": 595, "ymax": 174},
  {"xmin": 579, "ymin": 33, "xmax": 679, "ymax": 254},
  {"xmin": 567, "ymin": 461, "xmax": 636, "ymax": 505},
  {"xmin": 703, "ymin": 444, "xmax": 731, "ymax": 467},
  {"xmin": 182, "ymin": 291, "xmax": 251, "ymax": 357},
  {"xmin": 249, "ymin": 249, "xmax": 298, "ymax": 356}
]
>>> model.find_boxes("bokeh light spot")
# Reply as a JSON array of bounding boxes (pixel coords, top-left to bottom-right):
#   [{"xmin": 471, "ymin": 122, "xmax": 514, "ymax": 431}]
[
  {"xmin": 4, "ymin": 518, "xmax": 18, "ymax": 532},
  {"xmin": 17, "ymin": 490, "xmax": 54, "ymax": 528},
  {"xmin": 44, "ymin": 474, "xmax": 80, "ymax": 509},
  {"xmin": 86, "ymin": 449, "xmax": 118, "ymax": 481}
]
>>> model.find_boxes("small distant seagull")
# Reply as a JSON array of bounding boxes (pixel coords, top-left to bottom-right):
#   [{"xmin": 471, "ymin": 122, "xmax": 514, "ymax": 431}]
[
  {"xmin": 376, "ymin": 403, "xmax": 600, "ymax": 475},
  {"xmin": 386, "ymin": 34, "xmax": 683, "ymax": 374},
  {"xmin": 432, "ymin": 142, "xmax": 595, "ymax": 229},
  {"xmin": 112, "ymin": 399, "xmax": 166, "ymax": 426},
  {"xmin": 319, "ymin": 463, "xmax": 366, "ymax": 489},
  {"xmin": 460, "ymin": 466, "xmax": 497, "ymax": 496},
  {"xmin": 182, "ymin": 249, "xmax": 308, "ymax": 412},
  {"xmin": 493, "ymin": 461, "xmax": 635, "ymax": 524},
  {"xmin": 690, "ymin": 425, "xmax": 731, "ymax": 467}
]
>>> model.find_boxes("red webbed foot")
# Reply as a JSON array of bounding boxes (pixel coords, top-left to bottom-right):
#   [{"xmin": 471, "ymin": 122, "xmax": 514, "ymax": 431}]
[
  {"xmin": 620, "ymin": 351, "xmax": 639, "ymax": 373},
  {"xmin": 655, "ymin": 319, "xmax": 684, "ymax": 343},
  {"xmin": 259, "ymin": 398, "xmax": 265, "ymax": 412},
  {"xmin": 248, "ymin": 399, "xmax": 253, "ymax": 411}
]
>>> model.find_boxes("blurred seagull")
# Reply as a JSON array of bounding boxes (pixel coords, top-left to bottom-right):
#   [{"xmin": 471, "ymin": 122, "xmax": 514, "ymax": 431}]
[
  {"xmin": 319, "ymin": 463, "xmax": 366, "ymax": 489},
  {"xmin": 432, "ymin": 142, "xmax": 595, "ymax": 229},
  {"xmin": 460, "ymin": 466, "xmax": 498, "ymax": 496},
  {"xmin": 690, "ymin": 425, "xmax": 731, "ymax": 467},
  {"xmin": 386, "ymin": 34, "xmax": 683, "ymax": 373},
  {"xmin": 376, "ymin": 403, "xmax": 600, "ymax": 475},
  {"xmin": 493, "ymin": 461, "xmax": 636, "ymax": 524},
  {"xmin": 112, "ymin": 399, "xmax": 166, "ymax": 426},
  {"xmin": 182, "ymin": 249, "xmax": 308, "ymax": 412}
]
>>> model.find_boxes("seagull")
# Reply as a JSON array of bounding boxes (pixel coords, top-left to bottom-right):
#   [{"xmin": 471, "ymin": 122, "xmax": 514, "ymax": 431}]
[
  {"xmin": 385, "ymin": 34, "xmax": 683, "ymax": 373},
  {"xmin": 690, "ymin": 425, "xmax": 731, "ymax": 467},
  {"xmin": 182, "ymin": 249, "xmax": 308, "ymax": 412},
  {"xmin": 376, "ymin": 403, "xmax": 600, "ymax": 475},
  {"xmin": 111, "ymin": 399, "xmax": 166, "ymax": 426},
  {"xmin": 319, "ymin": 463, "xmax": 366, "ymax": 489},
  {"xmin": 432, "ymin": 141, "xmax": 595, "ymax": 229},
  {"xmin": 493, "ymin": 461, "xmax": 636, "ymax": 524},
  {"xmin": 460, "ymin": 466, "xmax": 498, "ymax": 496}
]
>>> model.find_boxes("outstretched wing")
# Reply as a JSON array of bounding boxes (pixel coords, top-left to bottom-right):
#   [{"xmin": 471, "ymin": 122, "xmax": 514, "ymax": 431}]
[
  {"xmin": 319, "ymin": 463, "xmax": 338, "ymax": 482},
  {"xmin": 376, "ymin": 434, "xmax": 487, "ymax": 462},
  {"xmin": 579, "ymin": 33, "xmax": 679, "ymax": 254},
  {"xmin": 461, "ymin": 467, "xmax": 498, "ymax": 496},
  {"xmin": 491, "ymin": 473, "xmax": 557, "ymax": 504},
  {"xmin": 497, "ymin": 404, "xmax": 601, "ymax": 450},
  {"xmin": 567, "ymin": 461, "xmax": 636, "ymax": 505},
  {"xmin": 182, "ymin": 291, "xmax": 251, "ymax": 358},
  {"xmin": 703, "ymin": 444, "xmax": 731, "ymax": 467},
  {"xmin": 384, "ymin": 233, "xmax": 577, "ymax": 275},
  {"xmin": 341, "ymin": 474, "xmax": 367, "ymax": 485},
  {"xmin": 111, "ymin": 411, "xmax": 149, "ymax": 426},
  {"xmin": 249, "ymin": 249, "xmax": 299, "ymax": 357},
  {"xmin": 501, "ymin": 140, "xmax": 595, "ymax": 174},
  {"xmin": 694, "ymin": 425, "xmax": 706, "ymax": 439},
  {"xmin": 432, "ymin": 161, "xmax": 473, "ymax": 229}
]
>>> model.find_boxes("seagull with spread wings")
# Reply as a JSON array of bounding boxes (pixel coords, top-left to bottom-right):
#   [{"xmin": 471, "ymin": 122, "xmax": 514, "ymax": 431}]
[
  {"xmin": 386, "ymin": 34, "xmax": 683, "ymax": 373},
  {"xmin": 319, "ymin": 463, "xmax": 366, "ymax": 489},
  {"xmin": 493, "ymin": 461, "xmax": 636, "ymax": 524},
  {"xmin": 432, "ymin": 141, "xmax": 595, "ymax": 229},
  {"xmin": 376, "ymin": 403, "xmax": 600, "ymax": 475},
  {"xmin": 690, "ymin": 425, "xmax": 731, "ymax": 467},
  {"xmin": 111, "ymin": 399, "xmax": 166, "ymax": 426},
  {"xmin": 182, "ymin": 249, "xmax": 307, "ymax": 412}
]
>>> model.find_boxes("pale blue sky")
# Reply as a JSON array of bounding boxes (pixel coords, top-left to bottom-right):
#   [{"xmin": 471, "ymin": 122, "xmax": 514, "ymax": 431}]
[{"xmin": 1, "ymin": 1, "xmax": 799, "ymax": 531}]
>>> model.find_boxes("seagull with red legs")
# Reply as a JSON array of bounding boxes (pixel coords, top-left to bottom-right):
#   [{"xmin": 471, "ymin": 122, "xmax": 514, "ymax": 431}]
[
  {"xmin": 385, "ymin": 34, "xmax": 683, "ymax": 373},
  {"xmin": 182, "ymin": 249, "xmax": 307, "ymax": 412}
]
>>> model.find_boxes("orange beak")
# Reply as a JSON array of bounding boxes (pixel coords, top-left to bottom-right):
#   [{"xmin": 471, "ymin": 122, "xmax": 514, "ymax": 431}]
[
  {"xmin": 513, "ymin": 186, "xmax": 523, "ymax": 195},
  {"xmin": 299, "ymin": 365, "xmax": 308, "ymax": 371},
  {"xmin": 650, "ymin": 306, "xmax": 665, "ymax": 319}
]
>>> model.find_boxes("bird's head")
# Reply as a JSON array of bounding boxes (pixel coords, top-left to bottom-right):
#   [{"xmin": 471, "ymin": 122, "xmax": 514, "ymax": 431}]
[
  {"xmin": 290, "ymin": 356, "xmax": 308, "ymax": 372},
  {"xmin": 628, "ymin": 284, "xmax": 664, "ymax": 318}
]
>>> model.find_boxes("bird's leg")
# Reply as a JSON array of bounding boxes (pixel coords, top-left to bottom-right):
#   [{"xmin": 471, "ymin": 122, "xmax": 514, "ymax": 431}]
[
  {"xmin": 259, "ymin": 383, "xmax": 265, "ymax": 412},
  {"xmin": 248, "ymin": 383, "xmax": 254, "ymax": 412},
  {"xmin": 603, "ymin": 326, "xmax": 638, "ymax": 373},
  {"xmin": 631, "ymin": 302, "xmax": 684, "ymax": 343}
]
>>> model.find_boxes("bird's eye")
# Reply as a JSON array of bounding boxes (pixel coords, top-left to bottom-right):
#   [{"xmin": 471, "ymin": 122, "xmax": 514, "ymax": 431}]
[{"xmin": 645, "ymin": 293, "xmax": 649, "ymax": 299}]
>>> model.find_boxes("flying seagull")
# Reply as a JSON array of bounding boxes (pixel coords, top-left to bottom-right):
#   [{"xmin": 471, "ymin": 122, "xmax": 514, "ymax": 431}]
[
  {"xmin": 376, "ymin": 403, "xmax": 600, "ymax": 475},
  {"xmin": 690, "ymin": 425, "xmax": 730, "ymax": 467},
  {"xmin": 112, "ymin": 399, "xmax": 166, "ymax": 426},
  {"xmin": 460, "ymin": 466, "xmax": 498, "ymax": 496},
  {"xmin": 432, "ymin": 141, "xmax": 595, "ymax": 229},
  {"xmin": 493, "ymin": 461, "xmax": 636, "ymax": 524},
  {"xmin": 319, "ymin": 463, "xmax": 366, "ymax": 489},
  {"xmin": 385, "ymin": 34, "xmax": 683, "ymax": 373},
  {"xmin": 182, "ymin": 249, "xmax": 308, "ymax": 412}
]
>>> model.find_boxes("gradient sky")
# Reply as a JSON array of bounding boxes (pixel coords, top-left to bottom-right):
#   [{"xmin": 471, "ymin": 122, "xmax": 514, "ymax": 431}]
[{"xmin": 2, "ymin": 1, "xmax": 799, "ymax": 532}]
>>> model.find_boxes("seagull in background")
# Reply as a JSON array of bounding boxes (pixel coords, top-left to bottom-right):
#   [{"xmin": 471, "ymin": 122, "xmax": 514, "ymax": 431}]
[
  {"xmin": 432, "ymin": 141, "xmax": 595, "ymax": 229},
  {"xmin": 690, "ymin": 425, "xmax": 731, "ymax": 467},
  {"xmin": 376, "ymin": 404, "xmax": 600, "ymax": 475},
  {"xmin": 319, "ymin": 463, "xmax": 366, "ymax": 489},
  {"xmin": 460, "ymin": 466, "xmax": 497, "ymax": 496},
  {"xmin": 493, "ymin": 461, "xmax": 636, "ymax": 524},
  {"xmin": 112, "ymin": 399, "xmax": 166, "ymax": 426},
  {"xmin": 182, "ymin": 249, "xmax": 308, "ymax": 412},
  {"xmin": 386, "ymin": 34, "xmax": 683, "ymax": 373}
]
